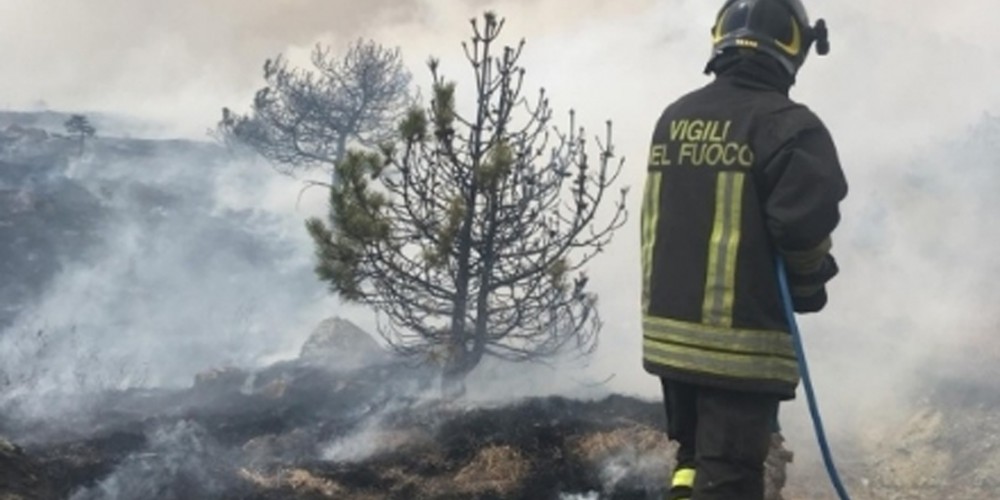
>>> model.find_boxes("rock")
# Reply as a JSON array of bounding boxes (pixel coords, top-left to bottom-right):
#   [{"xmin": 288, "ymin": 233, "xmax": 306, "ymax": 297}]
[{"xmin": 298, "ymin": 317, "xmax": 385, "ymax": 371}]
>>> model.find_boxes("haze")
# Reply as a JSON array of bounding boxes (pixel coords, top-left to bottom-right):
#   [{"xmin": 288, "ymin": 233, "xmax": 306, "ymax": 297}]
[{"xmin": 2, "ymin": 0, "xmax": 999, "ymax": 473}]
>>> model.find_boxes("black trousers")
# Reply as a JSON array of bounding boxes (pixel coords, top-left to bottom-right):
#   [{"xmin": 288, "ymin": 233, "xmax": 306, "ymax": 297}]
[{"xmin": 662, "ymin": 378, "xmax": 779, "ymax": 500}]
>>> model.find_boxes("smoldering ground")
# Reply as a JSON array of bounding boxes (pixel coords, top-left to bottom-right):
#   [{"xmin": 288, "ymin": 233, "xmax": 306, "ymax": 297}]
[{"xmin": 1, "ymin": 0, "xmax": 999, "ymax": 498}]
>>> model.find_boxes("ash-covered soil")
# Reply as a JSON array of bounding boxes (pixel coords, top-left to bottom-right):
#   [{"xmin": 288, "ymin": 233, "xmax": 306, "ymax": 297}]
[
  {"xmin": 0, "ymin": 358, "xmax": 677, "ymax": 500},
  {"xmin": 0, "ymin": 355, "xmax": 804, "ymax": 500},
  {"xmin": 4, "ymin": 342, "xmax": 996, "ymax": 500}
]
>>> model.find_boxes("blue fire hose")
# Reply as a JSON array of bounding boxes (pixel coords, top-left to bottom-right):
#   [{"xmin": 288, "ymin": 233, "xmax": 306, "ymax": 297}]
[{"xmin": 776, "ymin": 257, "xmax": 852, "ymax": 500}]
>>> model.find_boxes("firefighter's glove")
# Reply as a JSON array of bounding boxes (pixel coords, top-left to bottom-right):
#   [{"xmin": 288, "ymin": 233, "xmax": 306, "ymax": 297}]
[{"xmin": 787, "ymin": 254, "xmax": 838, "ymax": 313}]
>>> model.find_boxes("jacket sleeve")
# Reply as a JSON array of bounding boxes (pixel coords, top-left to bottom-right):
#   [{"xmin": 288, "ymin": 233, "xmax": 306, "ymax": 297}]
[{"xmin": 761, "ymin": 114, "xmax": 848, "ymax": 313}]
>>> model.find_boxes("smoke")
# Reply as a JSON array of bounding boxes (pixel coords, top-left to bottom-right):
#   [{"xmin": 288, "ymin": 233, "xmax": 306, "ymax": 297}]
[
  {"xmin": 0, "ymin": 0, "xmax": 655, "ymax": 138},
  {"xmin": 352, "ymin": 0, "xmax": 1000, "ymax": 474},
  {"xmin": 560, "ymin": 494, "xmax": 599, "ymax": 500},
  {"xmin": 0, "ymin": 0, "xmax": 998, "ymax": 481},
  {"xmin": 69, "ymin": 421, "xmax": 232, "ymax": 500},
  {"xmin": 0, "ymin": 140, "xmax": 335, "ymax": 421},
  {"xmin": 320, "ymin": 402, "xmax": 429, "ymax": 463},
  {"xmin": 593, "ymin": 448, "xmax": 672, "ymax": 493},
  {"xmin": 449, "ymin": 0, "xmax": 1000, "ymax": 417},
  {"xmin": 0, "ymin": 0, "xmax": 426, "ymax": 137}
]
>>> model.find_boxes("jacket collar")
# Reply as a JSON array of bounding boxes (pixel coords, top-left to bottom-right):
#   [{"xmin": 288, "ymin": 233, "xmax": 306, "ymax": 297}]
[{"xmin": 711, "ymin": 52, "xmax": 795, "ymax": 95}]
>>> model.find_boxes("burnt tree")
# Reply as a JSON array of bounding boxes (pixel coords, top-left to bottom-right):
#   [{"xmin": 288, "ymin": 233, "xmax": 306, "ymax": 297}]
[
  {"xmin": 307, "ymin": 13, "xmax": 627, "ymax": 393},
  {"xmin": 219, "ymin": 39, "xmax": 412, "ymax": 183}
]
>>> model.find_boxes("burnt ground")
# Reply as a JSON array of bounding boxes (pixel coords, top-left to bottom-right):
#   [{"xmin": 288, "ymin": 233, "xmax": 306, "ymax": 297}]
[
  {"xmin": 5, "ymin": 354, "xmax": 997, "ymax": 499},
  {"xmin": 0, "ymin": 360, "xmax": 680, "ymax": 500}
]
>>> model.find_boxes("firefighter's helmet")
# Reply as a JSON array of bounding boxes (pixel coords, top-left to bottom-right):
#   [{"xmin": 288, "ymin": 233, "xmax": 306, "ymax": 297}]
[{"xmin": 706, "ymin": 0, "xmax": 829, "ymax": 76}]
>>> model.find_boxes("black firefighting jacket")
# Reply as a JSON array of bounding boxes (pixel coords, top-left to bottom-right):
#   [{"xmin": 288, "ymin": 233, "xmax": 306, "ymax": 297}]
[{"xmin": 640, "ymin": 54, "xmax": 848, "ymax": 399}]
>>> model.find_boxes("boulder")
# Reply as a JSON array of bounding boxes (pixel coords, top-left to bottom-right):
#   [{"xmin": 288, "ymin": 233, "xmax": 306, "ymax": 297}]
[{"xmin": 298, "ymin": 317, "xmax": 385, "ymax": 371}]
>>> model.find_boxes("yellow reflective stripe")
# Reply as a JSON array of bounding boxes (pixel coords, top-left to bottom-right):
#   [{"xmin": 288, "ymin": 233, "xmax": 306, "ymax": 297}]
[
  {"xmin": 722, "ymin": 172, "xmax": 744, "ymax": 323},
  {"xmin": 774, "ymin": 16, "xmax": 803, "ymax": 56},
  {"xmin": 643, "ymin": 316, "xmax": 794, "ymax": 359},
  {"xmin": 712, "ymin": 12, "xmax": 725, "ymax": 44},
  {"xmin": 702, "ymin": 174, "xmax": 727, "ymax": 324},
  {"xmin": 672, "ymin": 468, "xmax": 696, "ymax": 488},
  {"xmin": 644, "ymin": 337, "xmax": 799, "ymax": 383},
  {"xmin": 702, "ymin": 172, "xmax": 744, "ymax": 327},
  {"xmin": 640, "ymin": 172, "xmax": 663, "ymax": 313},
  {"xmin": 642, "ymin": 314, "xmax": 798, "ymax": 383}
]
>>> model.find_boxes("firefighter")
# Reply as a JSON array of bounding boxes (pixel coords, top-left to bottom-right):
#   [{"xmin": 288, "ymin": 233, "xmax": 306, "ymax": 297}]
[{"xmin": 640, "ymin": 1, "xmax": 847, "ymax": 499}]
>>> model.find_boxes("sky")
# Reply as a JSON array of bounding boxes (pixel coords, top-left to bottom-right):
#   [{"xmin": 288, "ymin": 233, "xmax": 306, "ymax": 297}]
[
  {"xmin": 2, "ymin": 0, "xmax": 1000, "ymax": 465},
  {"xmin": 2, "ymin": 0, "xmax": 998, "ymax": 142}
]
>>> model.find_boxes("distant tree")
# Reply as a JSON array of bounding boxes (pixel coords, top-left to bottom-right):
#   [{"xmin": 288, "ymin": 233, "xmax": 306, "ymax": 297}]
[
  {"xmin": 307, "ymin": 12, "xmax": 628, "ymax": 395},
  {"xmin": 219, "ymin": 39, "xmax": 413, "ymax": 184},
  {"xmin": 64, "ymin": 114, "xmax": 96, "ymax": 155}
]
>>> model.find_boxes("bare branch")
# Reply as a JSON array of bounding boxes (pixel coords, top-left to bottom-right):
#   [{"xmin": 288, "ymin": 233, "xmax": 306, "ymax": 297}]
[{"xmin": 306, "ymin": 12, "xmax": 629, "ymax": 390}]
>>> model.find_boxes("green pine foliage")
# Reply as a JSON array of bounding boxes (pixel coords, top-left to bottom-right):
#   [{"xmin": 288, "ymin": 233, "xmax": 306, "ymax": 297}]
[{"xmin": 308, "ymin": 12, "xmax": 628, "ymax": 392}]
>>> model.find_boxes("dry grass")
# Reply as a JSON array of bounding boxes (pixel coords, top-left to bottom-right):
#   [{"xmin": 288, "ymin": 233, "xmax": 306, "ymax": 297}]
[
  {"xmin": 368, "ymin": 445, "xmax": 532, "ymax": 498},
  {"xmin": 285, "ymin": 469, "xmax": 348, "ymax": 498},
  {"xmin": 450, "ymin": 445, "xmax": 531, "ymax": 495},
  {"xmin": 239, "ymin": 468, "xmax": 350, "ymax": 499},
  {"xmin": 571, "ymin": 425, "xmax": 674, "ymax": 464}
]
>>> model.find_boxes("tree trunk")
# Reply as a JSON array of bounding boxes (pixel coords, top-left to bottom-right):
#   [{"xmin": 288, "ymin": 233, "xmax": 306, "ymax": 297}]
[
  {"xmin": 469, "ymin": 185, "xmax": 500, "ymax": 376},
  {"xmin": 439, "ymin": 35, "xmax": 493, "ymax": 399},
  {"xmin": 441, "ymin": 182, "xmax": 478, "ymax": 399},
  {"xmin": 332, "ymin": 135, "xmax": 347, "ymax": 186},
  {"xmin": 440, "ymin": 363, "xmax": 468, "ymax": 399}
]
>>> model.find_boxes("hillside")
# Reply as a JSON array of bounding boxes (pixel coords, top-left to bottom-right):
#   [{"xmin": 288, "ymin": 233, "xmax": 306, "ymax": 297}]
[
  {"xmin": 2, "ymin": 112, "xmax": 1000, "ymax": 499},
  {"xmin": 0, "ymin": 116, "xmax": 321, "ymax": 393},
  {"xmin": 0, "ymin": 117, "xmax": 228, "ymax": 330},
  {"xmin": 0, "ymin": 329, "xmax": 797, "ymax": 500}
]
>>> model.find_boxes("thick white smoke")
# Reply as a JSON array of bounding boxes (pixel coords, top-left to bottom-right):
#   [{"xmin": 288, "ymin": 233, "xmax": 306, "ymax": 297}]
[
  {"xmin": 0, "ymin": 142, "xmax": 335, "ymax": 420},
  {"xmin": 0, "ymin": 1, "xmax": 998, "ymax": 481}
]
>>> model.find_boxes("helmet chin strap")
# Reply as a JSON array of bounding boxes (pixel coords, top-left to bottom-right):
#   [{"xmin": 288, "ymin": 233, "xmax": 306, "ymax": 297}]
[{"xmin": 812, "ymin": 19, "xmax": 830, "ymax": 55}]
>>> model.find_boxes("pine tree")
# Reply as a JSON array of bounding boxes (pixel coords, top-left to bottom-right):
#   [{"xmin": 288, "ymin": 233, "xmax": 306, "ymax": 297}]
[
  {"xmin": 307, "ymin": 12, "xmax": 628, "ymax": 395},
  {"xmin": 63, "ymin": 114, "xmax": 96, "ymax": 155},
  {"xmin": 219, "ymin": 39, "xmax": 413, "ymax": 185}
]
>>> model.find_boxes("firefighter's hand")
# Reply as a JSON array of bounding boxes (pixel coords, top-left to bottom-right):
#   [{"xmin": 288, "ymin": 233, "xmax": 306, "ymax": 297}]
[
  {"xmin": 788, "ymin": 255, "xmax": 837, "ymax": 313},
  {"xmin": 792, "ymin": 286, "xmax": 828, "ymax": 313}
]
